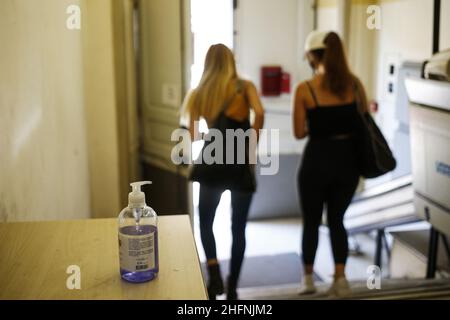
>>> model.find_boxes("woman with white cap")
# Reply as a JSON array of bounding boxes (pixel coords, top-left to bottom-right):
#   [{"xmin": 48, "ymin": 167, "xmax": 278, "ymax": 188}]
[{"xmin": 293, "ymin": 31, "xmax": 369, "ymax": 297}]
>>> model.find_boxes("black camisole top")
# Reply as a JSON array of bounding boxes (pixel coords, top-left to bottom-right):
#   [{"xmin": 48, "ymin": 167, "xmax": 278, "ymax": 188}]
[{"xmin": 305, "ymin": 82, "xmax": 360, "ymax": 139}]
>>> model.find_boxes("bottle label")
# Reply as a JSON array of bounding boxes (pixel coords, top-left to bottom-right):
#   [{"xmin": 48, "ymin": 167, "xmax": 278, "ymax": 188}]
[{"xmin": 118, "ymin": 231, "xmax": 155, "ymax": 272}]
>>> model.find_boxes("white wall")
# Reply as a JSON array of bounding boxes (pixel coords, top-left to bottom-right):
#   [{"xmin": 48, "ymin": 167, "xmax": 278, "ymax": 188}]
[
  {"xmin": 376, "ymin": 0, "xmax": 434, "ymax": 64},
  {"xmin": 374, "ymin": 0, "xmax": 434, "ymax": 143},
  {"xmin": 0, "ymin": 0, "xmax": 90, "ymax": 221},
  {"xmin": 235, "ymin": 0, "xmax": 300, "ymax": 89},
  {"xmin": 191, "ymin": 0, "xmax": 234, "ymax": 87}
]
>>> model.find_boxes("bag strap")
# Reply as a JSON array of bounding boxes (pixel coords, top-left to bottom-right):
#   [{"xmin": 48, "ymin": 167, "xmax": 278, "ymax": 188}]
[
  {"xmin": 306, "ymin": 81, "xmax": 319, "ymax": 107},
  {"xmin": 352, "ymin": 80, "xmax": 366, "ymax": 115}
]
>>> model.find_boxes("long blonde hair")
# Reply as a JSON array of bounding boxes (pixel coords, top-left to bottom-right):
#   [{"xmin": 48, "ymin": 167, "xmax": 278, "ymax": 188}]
[{"xmin": 186, "ymin": 44, "xmax": 238, "ymax": 125}]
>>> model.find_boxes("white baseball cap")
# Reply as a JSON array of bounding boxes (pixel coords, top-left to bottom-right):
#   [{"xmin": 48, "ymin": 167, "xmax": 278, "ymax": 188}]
[{"xmin": 304, "ymin": 30, "xmax": 329, "ymax": 52}]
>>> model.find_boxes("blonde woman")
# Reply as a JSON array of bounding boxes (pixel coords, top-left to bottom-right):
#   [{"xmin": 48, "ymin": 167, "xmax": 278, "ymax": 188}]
[{"xmin": 182, "ymin": 44, "xmax": 264, "ymax": 300}]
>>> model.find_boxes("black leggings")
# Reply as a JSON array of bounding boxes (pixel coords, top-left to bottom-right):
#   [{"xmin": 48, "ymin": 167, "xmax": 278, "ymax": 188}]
[
  {"xmin": 299, "ymin": 138, "xmax": 359, "ymax": 265},
  {"xmin": 199, "ymin": 184, "xmax": 253, "ymax": 283}
]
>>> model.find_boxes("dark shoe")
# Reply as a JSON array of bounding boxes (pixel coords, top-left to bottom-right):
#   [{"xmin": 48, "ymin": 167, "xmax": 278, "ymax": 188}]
[
  {"xmin": 226, "ymin": 276, "xmax": 238, "ymax": 300},
  {"xmin": 207, "ymin": 264, "xmax": 224, "ymax": 300}
]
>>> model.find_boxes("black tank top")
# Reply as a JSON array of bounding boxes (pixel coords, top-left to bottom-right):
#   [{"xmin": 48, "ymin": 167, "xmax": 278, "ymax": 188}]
[{"xmin": 305, "ymin": 81, "xmax": 359, "ymax": 139}]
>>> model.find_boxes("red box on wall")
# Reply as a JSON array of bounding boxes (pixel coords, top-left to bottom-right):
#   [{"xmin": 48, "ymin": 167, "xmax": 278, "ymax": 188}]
[{"xmin": 261, "ymin": 66, "xmax": 282, "ymax": 96}]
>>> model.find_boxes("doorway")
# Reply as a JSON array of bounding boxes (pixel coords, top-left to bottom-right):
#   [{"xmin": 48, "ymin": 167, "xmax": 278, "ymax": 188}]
[
  {"xmin": 190, "ymin": 0, "xmax": 234, "ymax": 87},
  {"xmin": 188, "ymin": 0, "xmax": 235, "ymax": 223}
]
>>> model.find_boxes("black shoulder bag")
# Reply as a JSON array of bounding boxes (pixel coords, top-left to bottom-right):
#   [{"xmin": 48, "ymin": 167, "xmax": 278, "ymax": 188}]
[{"xmin": 354, "ymin": 84, "xmax": 397, "ymax": 178}]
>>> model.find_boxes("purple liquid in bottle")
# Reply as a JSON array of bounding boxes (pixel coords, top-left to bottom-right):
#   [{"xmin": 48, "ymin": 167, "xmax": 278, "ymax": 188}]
[{"xmin": 119, "ymin": 224, "xmax": 159, "ymax": 283}]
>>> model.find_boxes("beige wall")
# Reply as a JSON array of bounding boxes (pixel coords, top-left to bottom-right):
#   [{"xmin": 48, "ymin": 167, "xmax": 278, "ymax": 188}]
[
  {"xmin": 347, "ymin": 1, "xmax": 377, "ymax": 99},
  {"xmin": 0, "ymin": 0, "xmax": 90, "ymax": 221},
  {"xmin": 440, "ymin": 0, "xmax": 450, "ymax": 50},
  {"xmin": 0, "ymin": 0, "xmax": 133, "ymax": 221},
  {"xmin": 316, "ymin": 0, "xmax": 378, "ymax": 98},
  {"xmin": 81, "ymin": 0, "xmax": 125, "ymax": 218}
]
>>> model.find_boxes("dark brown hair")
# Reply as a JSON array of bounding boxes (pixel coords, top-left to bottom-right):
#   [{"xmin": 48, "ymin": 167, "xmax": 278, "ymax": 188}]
[{"xmin": 310, "ymin": 32, "xmax": 353, "ymax": 99}]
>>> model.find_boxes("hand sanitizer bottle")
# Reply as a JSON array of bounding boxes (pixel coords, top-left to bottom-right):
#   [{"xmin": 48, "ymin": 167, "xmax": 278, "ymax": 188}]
[{"xmin": 118, "ymin": 181, "xmax": 159, "ymax": 283}]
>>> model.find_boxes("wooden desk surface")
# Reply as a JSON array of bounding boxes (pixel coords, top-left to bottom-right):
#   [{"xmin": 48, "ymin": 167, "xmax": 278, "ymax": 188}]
[{"xmin": 0, "ymin": 215, "xmax": 207, "ymax": 300}]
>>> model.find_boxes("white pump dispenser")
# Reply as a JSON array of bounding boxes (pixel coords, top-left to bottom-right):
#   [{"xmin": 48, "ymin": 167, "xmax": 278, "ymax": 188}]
[
  {"xmin": 128, "ymin": 181, "xmax": 152, "ymax": 208},
  {"xmin": 118, "ymin": 180, "xmax": 159, "ymax": 283}
]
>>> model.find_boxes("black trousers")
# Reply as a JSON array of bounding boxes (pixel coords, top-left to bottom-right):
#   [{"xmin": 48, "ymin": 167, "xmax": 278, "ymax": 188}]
[
  {"xmin": 199, "ymin": 184, "xmax": 253, "ymax": 284},
  {"xmin": 298, "ymin": 138, "xmax": 359, "ymax": 265}
]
